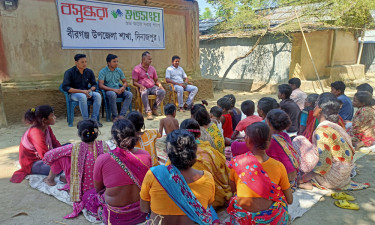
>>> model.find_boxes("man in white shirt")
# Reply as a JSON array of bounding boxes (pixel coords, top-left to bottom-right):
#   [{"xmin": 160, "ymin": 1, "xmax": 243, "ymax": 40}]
[{"xmin": 165, "ymin": 56, "xmax": 198, "ymax": 112}]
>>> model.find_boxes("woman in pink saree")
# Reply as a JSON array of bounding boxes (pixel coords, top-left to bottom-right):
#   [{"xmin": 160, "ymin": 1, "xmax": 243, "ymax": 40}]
[
  {"xmin": 43, "ymin": 119, "xmax": 109, "ymax": 218},
  {"xmin": 84, "ymin": 118, "xmax": 151, "ymax": 225}
]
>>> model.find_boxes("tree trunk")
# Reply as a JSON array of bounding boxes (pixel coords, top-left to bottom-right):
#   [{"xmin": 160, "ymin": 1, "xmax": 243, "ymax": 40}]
[{"xmin": 216, "ymin": 31, "xmax": 267, "ymax": 90}]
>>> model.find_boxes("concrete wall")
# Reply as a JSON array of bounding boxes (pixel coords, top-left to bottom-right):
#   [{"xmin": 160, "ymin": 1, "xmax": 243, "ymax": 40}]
[
  {"xmin": 361, "ymin": 43, "xmax": 375, "ymax": 73},
  {"xmin": 290, "ymin": 30, "xmax": 360, "ymax": 80},
  {"xmin": 200, "ymin": 35, "xmax": 292, "ymax": 88},
  {"xmin": 0, "ymin": 0, "xmax": 200, "ymax": 82}
]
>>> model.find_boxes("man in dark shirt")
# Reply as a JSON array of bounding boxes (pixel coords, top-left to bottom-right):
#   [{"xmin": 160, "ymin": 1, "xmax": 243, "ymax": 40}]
[
  {"xmin": 62, "ymin": 54, "xmax": 102, "ymax": 126},
  {"xmin": 278, "ymin": 84, "xmax": 301, "ymax": 134}
]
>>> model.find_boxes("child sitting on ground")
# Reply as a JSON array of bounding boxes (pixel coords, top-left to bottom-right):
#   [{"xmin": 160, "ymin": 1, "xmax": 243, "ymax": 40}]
[
  {"xmin": 257, "ymin": 97, "xmax": 280, "ymax": 121},
  {"xmin": 210, "ymin": 106, "xmax": 224, "ymax": 135},
  {"xmin": 229, "ymin": 97, "xmax": 280, "ymax": 159},
  {"xmin": 158, "ymin": 104, "xmax": 179, "ymax": 135},
  {"xmin": 331, "ymin": 81, "xmax": 354, "ymax": 121},
  {"xmin": 278, "ymin": 84, "xmax": 301, "ymax": 135},
  {"xmin": 156, "ymin": 104, "xmax": 180, "ymax": 164},
  {"xmin": 298, "ymin": 94, "xmax": 319, "ymax": 140},
  {"xmin": 224, "ymin": 94, "xmax": 242, "ymax": 131},
  {"xmin": 231, "ymin": 100, "xmax": 262, "ymax": 140},
  {"xmin": 217, "ymin": 97, "xmax": 233, "ymax": 139}
]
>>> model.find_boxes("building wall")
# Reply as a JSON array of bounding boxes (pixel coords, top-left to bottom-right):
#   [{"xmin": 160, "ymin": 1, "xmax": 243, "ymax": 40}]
[
  {"xmin": 0, "ymin": 0, "xmax": 200, "ymax": 82},
  {"xmin": 290, "ymin": 30, "xmax": 359, "ymax": 80},
  {"xmin": 361, "ymin": 43, "xmax": 375, "ymax": 73},
  {"xmin": 200, "ymin": 35, "xmax": 292, "ymax": 87}
]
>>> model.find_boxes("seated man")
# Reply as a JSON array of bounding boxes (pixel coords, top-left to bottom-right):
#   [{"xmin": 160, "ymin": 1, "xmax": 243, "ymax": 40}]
[
  {"xmin": 98, "ymin": 54, "xmax": 133, "ymax": 120},
  {"xmin": 165, "ymin": 55, "xmax": 198, "ymax": 112},
  {"xmin": 289, "ymin": 77, "xmax": 307, "ymax": 110},
  {"xmin": 62, "ymin": 54, "xmax": 102, "ymax": 126},
  {"xmin": 278, "ymin": 84, "xmax": 300, "ymax": 135},
  {"xmin": 331, "ymin": 81, "xmax": 354, "ymax": 121},
  {"xmin": 132, "ymin": 51, "xmax": 166, "ymax": 120}
]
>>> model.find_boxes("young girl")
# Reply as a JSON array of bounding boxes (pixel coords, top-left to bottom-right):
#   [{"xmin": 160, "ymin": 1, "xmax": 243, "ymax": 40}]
[
  {"xmin": 217, "ymin": 97, "xmax": 233, "ymax": 139},
  {"xmin": 224, "ymin": 94, "xmax": 241, "ymax": 131},
  {"xmin": 10, "ymin": 105, "xmax": 61, "ymax": 183},
  {"xmin": 227, "ymin": 122, "xmax": 293, "ymax": 224},
  {"xmin": 209, "ymin": 106, "xmax": 223, "ymax": 135},
  {"xmin": 298, "ymin": 94, "xmax": 319, "ymax": 140},
  {"xmin": 266, "ymin": 109, "xmax": 299, "ymax": 186},
  {"xmin": 43, "ymin": 119, "xmax": 109, "ymax": 218},
  {"xmin": 257, "ymin": 97, "xmax": 279, "ymax": 121}
]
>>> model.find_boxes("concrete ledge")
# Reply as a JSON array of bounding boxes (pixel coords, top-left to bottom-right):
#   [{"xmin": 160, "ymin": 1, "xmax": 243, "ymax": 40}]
[{"xmin": 327, "ymin": 64, "xmax": 365, "ymax": 81}]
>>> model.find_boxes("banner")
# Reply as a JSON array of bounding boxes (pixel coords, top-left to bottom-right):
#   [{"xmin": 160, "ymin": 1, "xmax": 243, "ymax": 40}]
[{"xmin": 56, "ymin": 0, "xmax": 165, "ymax": 49}]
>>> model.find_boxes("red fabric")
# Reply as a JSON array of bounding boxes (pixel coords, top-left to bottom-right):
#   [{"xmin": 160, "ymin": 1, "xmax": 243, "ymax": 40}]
[
  {"xmin": 93, "ymin": 149, "xmax": 151, "ymax": 188},
  {"xmin": 302, "ymin": 111, "xmax": 316, "ymax": 142},
  {"xmin": 338, "ymin": 116, "xmax": 346, "ymax": 129},
  {"xmin": 235, "ymin": 115, "xmax": 262, "ymax": 132},
  {"xmin": 10, "ymin": 126, "xmax": 61, "ymax": 183},
  {"xmin": 222, "ymin": 114, "xmax": 233, "ymax": 138}
]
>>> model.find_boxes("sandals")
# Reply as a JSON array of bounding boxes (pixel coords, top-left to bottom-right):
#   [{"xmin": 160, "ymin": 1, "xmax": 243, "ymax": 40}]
[
  {"xmin": 334, "ymin": 200, "xmax": 360, "ymax": 210},
  {"xmin": 331, "ymin": 192, "xmax": 355, "ymax": 201}
]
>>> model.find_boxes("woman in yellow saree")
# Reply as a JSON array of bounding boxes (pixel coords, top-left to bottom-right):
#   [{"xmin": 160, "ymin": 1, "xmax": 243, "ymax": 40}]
[{"xmin": 179, "ymin": 119, "xmax": 232, "ymax": 208}]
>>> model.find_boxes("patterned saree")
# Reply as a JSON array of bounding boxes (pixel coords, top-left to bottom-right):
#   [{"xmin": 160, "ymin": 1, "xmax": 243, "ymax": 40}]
[{"xmin": 227, "ymin": 152, "xmax": 289, "ymax": 225}]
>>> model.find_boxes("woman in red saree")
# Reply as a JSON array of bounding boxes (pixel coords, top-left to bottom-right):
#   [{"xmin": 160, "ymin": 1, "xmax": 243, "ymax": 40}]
[
  {"xmin": 84, "ymin": 119, "xmax": 151, "ymax": 225},
  {"xmin": 10, "ymin": 105, "xmax": 61, "ymax": 183},
  {"xmin": 228, "ymin": 122, "xmax": 293, "ymax": 225}
]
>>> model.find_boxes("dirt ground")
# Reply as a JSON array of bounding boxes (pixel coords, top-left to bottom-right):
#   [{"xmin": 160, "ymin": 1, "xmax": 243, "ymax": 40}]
[{"xmin": 0, "ymin": 86, "xmax": 375, "ymax": 225}]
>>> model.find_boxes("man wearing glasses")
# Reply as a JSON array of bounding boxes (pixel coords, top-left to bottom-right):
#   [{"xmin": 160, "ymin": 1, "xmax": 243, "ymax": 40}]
[{"xmin": 132, "ymin": 51, "xmax": 166, "ymax": 120}]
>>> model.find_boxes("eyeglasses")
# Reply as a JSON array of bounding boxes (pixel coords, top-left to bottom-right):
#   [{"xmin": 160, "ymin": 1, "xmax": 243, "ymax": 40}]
[{"xmin": 146, "ymin": 73, "xmax": 150, "ymax": 79}]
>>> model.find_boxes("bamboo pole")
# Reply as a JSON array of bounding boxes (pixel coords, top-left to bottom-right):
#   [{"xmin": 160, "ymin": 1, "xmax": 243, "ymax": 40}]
[
  {"xmin": 330, "ymin": 29, "xmax": 337, "ymax": 67},
  {"xmin": 357, "ymin": 27, "xmax": 366, "ymax": 64},
  {"xmin": 294, "ymin": 10, "xmax": 324, "ymax": 92}
]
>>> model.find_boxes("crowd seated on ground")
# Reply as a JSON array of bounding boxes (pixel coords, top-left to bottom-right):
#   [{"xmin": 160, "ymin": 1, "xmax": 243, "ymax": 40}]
[{"xmin": 11, "ymin": 71, "xmax": 374, "ymax": 224}]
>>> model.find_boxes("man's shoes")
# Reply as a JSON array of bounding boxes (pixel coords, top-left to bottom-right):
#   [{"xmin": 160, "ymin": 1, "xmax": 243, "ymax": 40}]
[
  {"xmin": 178, "ymin": 107, "xmax": 185, "ymax": 112},
  {"xmin": 152, "ymin": 108, "xmax": 159, "ymax": 116},
  {"xmin": 147, "ymin": 112, "xmax": 154, "ymax": 120},
  {"xmin": 97, "ymin": 122, "xmax": 103, "ymax": 127}
]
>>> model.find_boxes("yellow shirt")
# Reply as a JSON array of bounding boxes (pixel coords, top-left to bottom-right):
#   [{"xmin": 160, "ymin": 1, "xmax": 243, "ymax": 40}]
[
  {"xmin": 229, "ymin": 157, "xmax": 290, "ymax": 198},
  {"xmin": 140, "ymin": 169, "xmax": 215, "ymax": 215}
]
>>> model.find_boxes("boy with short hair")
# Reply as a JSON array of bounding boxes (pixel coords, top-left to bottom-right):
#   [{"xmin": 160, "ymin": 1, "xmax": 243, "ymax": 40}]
[
  {"xmin": 158, "ymin": 104, "xmax": 179, "ymax": 135},
  {"xmin": 231, "ymin": 100, "xmax": 262, "ymax": 140},
  {"xmin": 288, "ymin": 78, "xmax": 307, "ymax": 110},
  {"xmin": 278, "ymin": 84, "xmax": 301, "ymax": 134},
  {"xmin": 330, "ymin": 81, "xmax": 354, "ymax": 121},
  {"xmin": 210, "ymin": 106, "xmax": 224, "ymax": 135}
]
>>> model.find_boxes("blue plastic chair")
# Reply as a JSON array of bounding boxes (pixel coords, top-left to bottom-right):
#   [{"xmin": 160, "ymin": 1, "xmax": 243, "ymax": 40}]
[
  {"xmin": 59, "ymin": 84, "xmax": 100, "ymax": 127},
  {"xmin": 99, "ymin": 85, "xmax": 132, "ymax": 122}
]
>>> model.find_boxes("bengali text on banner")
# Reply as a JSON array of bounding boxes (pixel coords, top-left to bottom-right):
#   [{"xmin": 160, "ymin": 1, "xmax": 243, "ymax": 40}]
[{"xmin": 56, "ymin": 0, "xmax": 165, "ymax": 49}]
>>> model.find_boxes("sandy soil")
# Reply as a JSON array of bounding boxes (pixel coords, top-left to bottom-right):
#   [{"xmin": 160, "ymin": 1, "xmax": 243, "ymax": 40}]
[{"xmin": 0, "ymin": 88, "xmax": 374, "ymax": 225}]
